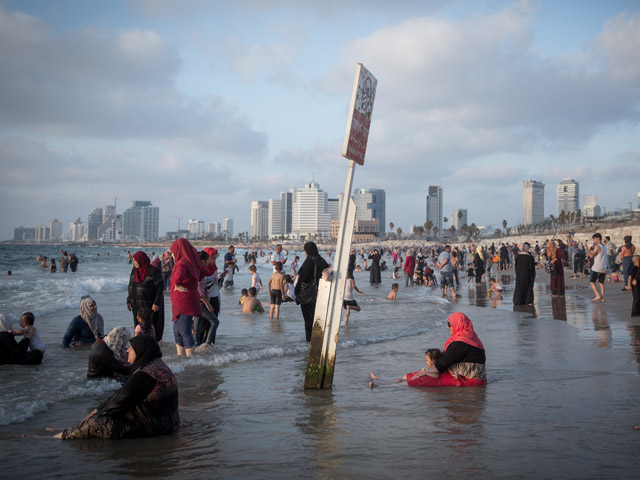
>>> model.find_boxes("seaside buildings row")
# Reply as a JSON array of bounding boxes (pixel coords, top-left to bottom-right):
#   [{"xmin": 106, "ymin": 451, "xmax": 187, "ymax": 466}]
[
  {"xmin": 250, "ymin": 181, "xmax": 386, "ymax": 242},
  {"xmin": 14, "ymin": 200, "xmax": 160, "ymax": 243}
]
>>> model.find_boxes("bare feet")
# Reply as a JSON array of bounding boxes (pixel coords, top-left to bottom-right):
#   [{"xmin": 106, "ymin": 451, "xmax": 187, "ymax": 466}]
[
  {"xmin": 45, "ymin": 427, "xmax": 54, "ymax": 432},
  {"xmin": 592, "ymin": 297, "xmax": 601, "ymax": 302},
  {"xmin": 370, "ymin": 371, "xmax": 378, "ymax": 379},
  {"xmin": 369, "ymin": 381, "xmax": 375, "ymax": 389}
]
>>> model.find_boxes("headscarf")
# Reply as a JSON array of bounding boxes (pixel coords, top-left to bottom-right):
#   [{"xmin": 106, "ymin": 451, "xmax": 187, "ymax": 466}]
[
  {"xmin": 475, "ymin": 246, "xmax": 484, "ymax": 261},
  {"xmin": 104, "ymin": 326, "xmax": 131, "ymax": 356},
  {"xmin": 133, "ymin": 251, "xmax": 151, "ymax": 283},
  {"xmin": 444, "ymin": 312, "xmax": 485, "ymax": 352},
  {"xmin": 0, "ymin": 314, "xmax": 13, "ymax": 332},
  {"xmin": 130, "ymin": 334, "xmax": 163, "ymax": 372},
  {"xmin": 170, "ymin": 238, "xmax": 202, "ymax": 281},
  {"xmin": 80, "ymin": 295, "xmax": 104, "ymax": 339},
  {"xmin": 203, "ymin": 247, "xmax": 218, "ymax": 275}
]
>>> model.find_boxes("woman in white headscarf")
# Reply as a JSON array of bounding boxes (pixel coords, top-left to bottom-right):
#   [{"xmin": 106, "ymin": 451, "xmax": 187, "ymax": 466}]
[
  {"xmin": 87, "ymin": 326, "xmax": 132, "ymax": 379},
  {"xmin": 62, "ymin": 296, "xmax": 105, "ymax": 348}
]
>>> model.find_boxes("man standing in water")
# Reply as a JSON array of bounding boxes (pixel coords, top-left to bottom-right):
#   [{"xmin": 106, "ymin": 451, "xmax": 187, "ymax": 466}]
[
  {"xmin": 224, "ymin": 246, "xmax": 237, "ymax": 288},
  {"xmin": 437, "ymin": 245, "xmax": 457, "ymax": 299},
  {"xmin": 270, "ymin": 244, "xmax": 287, "ymax": 272},
  {"xmin": 588, "ymin": 233, "xmax": 607, "ymax": 302}
]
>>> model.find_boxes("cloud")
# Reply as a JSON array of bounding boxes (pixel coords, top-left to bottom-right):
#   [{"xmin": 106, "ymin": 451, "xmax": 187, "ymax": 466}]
[
  {"xmin": 322, "ymin": 0, "xmax": 640, "ymax": 179},
  {"xmin": 0, "ymin": 5, "xmax": 267, "ymax": 156}
]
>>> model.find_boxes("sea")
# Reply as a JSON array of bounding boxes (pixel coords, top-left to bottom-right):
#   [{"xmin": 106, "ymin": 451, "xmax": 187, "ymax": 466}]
[{"xmin": 1, "ymin": 244, "xmax": 639, "ymax": 479}]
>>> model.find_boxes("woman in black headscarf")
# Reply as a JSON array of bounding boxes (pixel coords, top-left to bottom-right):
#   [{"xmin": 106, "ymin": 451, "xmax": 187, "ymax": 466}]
[
  {"xmin": 56, "ymin": 335, "xmax": 179, "ymax": 439},
  {"xmin": 295, "ymin": 242, "xmax": 329, "ymax": 342},
  {"xmin": 368, "ymin": 249, "xmax": 382, "ymax": 284}
]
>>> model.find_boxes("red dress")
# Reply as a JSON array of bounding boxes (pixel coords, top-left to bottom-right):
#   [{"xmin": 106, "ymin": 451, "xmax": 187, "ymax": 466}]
[{"xmin": 550, "ymin": 248, "xmax": 565, "ymax": 295}]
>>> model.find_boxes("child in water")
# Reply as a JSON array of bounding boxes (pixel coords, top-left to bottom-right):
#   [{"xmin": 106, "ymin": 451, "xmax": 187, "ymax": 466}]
[
  {"xmin": 369, "ymin": 348, "xmax": 443, "ymax": 389},
  {"xmin": 488, "ymin": 278, "xmax": 503, "ymax": 297},
  {"xmin": 11, "ymin": 312, "xmax": 46, "ymax": 364},
  {"xmin": 241, "ymin": 287, "xmax": 264, "ymax": 313},
  {"xmin": 239, "ymin": 288, "xmax": 248, "ymax": 305},
  {"xmin": 386, "ymin": 283, "xmax": 399, "ymax": 300},
  {"xmin": 249, "ymin": 265, "xmax": 263, "ymax": 292},
  {"xmin": 134, "ymin": 306, "xmax": 156, "ymax": 338},
  {"xmin": 466, "ymin": 263, "xmax": 475, "ymax": 285}
]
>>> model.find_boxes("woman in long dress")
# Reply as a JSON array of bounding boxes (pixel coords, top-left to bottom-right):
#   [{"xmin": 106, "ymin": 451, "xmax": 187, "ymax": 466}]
[
  {"xmin": 548, "ymin": 240, "xmax": 565, "ymax": 296},
  {"xmin": 368, "ymin": 249, "xmax": 381, "ymax": 284},
  {"xmin": 127, "ymin": 251, "xmax": 165, "ymax": 341},
  {"xmin": 294, "ymin": 242, "xmax": 329, "ymax": 342},
  {"xmin": 57, "ymin": 335, "xmax": 179, "ymax": 439},
  {"xmin": 513, "ymin": 243, "xmax": 536, "ymax": 305}
]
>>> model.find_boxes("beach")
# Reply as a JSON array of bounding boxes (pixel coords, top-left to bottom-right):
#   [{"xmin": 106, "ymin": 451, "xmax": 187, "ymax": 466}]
[{"xmin": 1, "ymin": 244, "xmax": 640, "ymax": 479}]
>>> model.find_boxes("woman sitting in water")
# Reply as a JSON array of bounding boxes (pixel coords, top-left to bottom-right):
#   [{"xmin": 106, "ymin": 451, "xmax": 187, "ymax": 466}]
[
  {"xmin": 87, "ymin": 326, "xmax": 132, "ymax": 380},
  {"xmin": 371, "ymin": 312, "xmax": 486, "ymax": 388},
  {"xmin": 55, "ymin": 335, "xmax": 179, "ymax": 439},
  {"xmin": 62, "ymin": 296, "xmax": 104, "ymax": 348}
]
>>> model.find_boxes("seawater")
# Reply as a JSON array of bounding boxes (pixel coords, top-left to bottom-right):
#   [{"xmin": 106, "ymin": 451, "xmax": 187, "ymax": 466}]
[{"xmin": 1, "ymin": 244, "xmax": 640, "ymax": 478}]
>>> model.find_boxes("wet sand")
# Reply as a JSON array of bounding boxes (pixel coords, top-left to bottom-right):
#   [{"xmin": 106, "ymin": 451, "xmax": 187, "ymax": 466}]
[{"xmin": 1, "ymin": 265, "xmax": 640, "ymax": 479}]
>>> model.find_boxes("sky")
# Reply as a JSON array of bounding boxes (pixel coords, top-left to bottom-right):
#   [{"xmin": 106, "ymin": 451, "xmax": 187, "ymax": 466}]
[{"xmin": 1, "ymin": 0, "xmax": 639, "ymax": 240}]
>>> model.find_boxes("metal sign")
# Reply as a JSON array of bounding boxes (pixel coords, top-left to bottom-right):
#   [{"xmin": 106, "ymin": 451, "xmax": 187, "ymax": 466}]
[{"xmin": 342, "ymin": 63, "xmax": 377, "ymax": 166}]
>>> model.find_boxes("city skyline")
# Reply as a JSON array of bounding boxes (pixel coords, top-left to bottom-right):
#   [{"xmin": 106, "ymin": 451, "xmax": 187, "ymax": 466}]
[{"xmin": 1, "ymin": 1, "xmax": 639, "ymax": 241}]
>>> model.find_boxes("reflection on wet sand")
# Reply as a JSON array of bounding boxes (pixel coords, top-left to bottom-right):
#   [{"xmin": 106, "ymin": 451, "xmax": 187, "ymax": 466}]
[
  {"xmin": 297, "ymin": 390, "xmax": 341, "ymax": 474},
  {"xmin": 591, "ymin": 306, "xmax": 611, "ymax": 349},
  {"xmin": 626, "ymin": 325, "xmax": 640, "ymax": 371},
  {"xmin": 551, "ymin": 296, "xmax": 567, "ymax": 321}
]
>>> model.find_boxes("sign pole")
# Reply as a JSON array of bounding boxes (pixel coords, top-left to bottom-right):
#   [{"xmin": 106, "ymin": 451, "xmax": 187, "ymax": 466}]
[{"xmin": 305, "ymin": 63, "xmax": 377, "ymax": 389}]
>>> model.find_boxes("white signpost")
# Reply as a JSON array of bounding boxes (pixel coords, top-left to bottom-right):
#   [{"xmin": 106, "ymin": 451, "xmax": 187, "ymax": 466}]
[{"xmin": 305, "ymin": 63, "xmax": 377, "ymax": 389}]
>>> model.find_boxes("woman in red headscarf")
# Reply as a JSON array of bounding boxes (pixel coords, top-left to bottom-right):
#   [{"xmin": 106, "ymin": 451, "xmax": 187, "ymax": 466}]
[
  {"xmin": 404, "ymin": 312, "xmax": 486, "ymax": 387},
  {"xmin": 127, "ymin": 251, "xmax": 165, "ymax": 341},
  {"xmin": 169, "ymin": 238, "xmax": 208, "ymax": 357}
]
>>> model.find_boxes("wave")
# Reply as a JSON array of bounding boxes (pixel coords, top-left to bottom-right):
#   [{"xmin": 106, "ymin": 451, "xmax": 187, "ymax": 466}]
[{"xmin": 0, "ymin": 378, "xmax": 122, "ymax": 426}]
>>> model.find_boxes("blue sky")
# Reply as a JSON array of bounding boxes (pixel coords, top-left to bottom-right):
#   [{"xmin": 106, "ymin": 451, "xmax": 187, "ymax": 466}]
[{"xmin": 1, "ymin": 0, "xmax": 639, "ymax": 240}]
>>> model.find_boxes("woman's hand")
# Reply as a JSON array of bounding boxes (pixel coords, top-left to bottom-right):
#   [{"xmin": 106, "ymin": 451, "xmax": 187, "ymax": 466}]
[
  {"xmin": 151, "ymin": 304, "xmax": 159, "ymax": 312},
  {"xmin": 126, "ymin": 303, "xmax": 132, "ymax": 311},
  {"xmin": 174, "ymin": 285, "xmax": 187, "ymax": 293}
]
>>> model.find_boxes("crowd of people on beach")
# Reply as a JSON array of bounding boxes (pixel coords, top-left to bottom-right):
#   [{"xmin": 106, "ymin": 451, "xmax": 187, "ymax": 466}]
[{"xmin": 2, "ymin": 229, "xmax": 638, "ymax": 440}]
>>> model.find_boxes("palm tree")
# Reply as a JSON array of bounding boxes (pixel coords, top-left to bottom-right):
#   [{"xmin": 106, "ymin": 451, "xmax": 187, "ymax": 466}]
[
  {"xmin": 470, "ymin": 222, "xmax": 478, "ymax": 240},
  {"xmin": 449, "ymin": 225, "xmax": 456, "ymax": 236},
  {"xmin": 424, "ymin": 220, "xmax": 433, "ymax": 236},
  {"xmin": 502, "ymin": 219, "xmax": 507, "ymax": 234},
  {"xmin": 443, "ymin": 217, "xmax": 448, "ymax": 235},
  {"xmin": 457, "ymin": 210, "xmax": 463, "ymax": 226},
  {"xmin": 433, "ymin": 226, "xmax": 439, "ymax": 238},
  {"xmin": 396, "ymin": 227, "xmax": 402, "ymax": 238}
]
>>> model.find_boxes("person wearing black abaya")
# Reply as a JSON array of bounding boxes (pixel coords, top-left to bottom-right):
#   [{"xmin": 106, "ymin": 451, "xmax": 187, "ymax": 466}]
[
  {"xmin": 513, "ymin": 243, "xmax": 536, "ymax": 306},
  {"xmin": 295, "ymin": 242, "xmax": 329, "ymax": 342},
  {"xmin": 368, "ymin": 249, "xmax": 382, "ymax": 284}
]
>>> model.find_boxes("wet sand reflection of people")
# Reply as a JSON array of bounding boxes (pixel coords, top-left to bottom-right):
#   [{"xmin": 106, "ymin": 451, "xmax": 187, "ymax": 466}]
[
  {"xmin": 591, "ymin": 306, "xmax": 611, "ymax": 349},
  {"xmin": 551, "ymin": 296, "xmax": 567, "ymax": 321}
]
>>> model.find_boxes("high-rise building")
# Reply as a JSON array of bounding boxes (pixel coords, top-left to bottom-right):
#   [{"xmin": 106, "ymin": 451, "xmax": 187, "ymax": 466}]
[
  {"xmin": 584, "ymin": 194, "xmax": 602, "ymax": 217},
  {"xmin": 268, "ymin": 198, "xmax": 283, "ymax": 239},
  {"xmin": 523, "ymin": 180, "xmax": 545, "ymax": 225},
  {"xmin": 223, "ymin": 218, "xmax": 233, "ymax": 237},
  {"xmin": 69, "ymin": 218, "xmax": 84, "ymax": 242},
  {"xmin": 123, "ymin": 201, "xmax": 159, "ymax": 241},
  {"xmin": 557, "ymin": 178, "xmax": 579, "ymax": 215},
  {"xmin": 280, "ymin": 192, "xmax": 293, "ymax": 235},
  {"xmin": 327, "ymin": 198, "xmax": 340, "ymax": 222},
  {"xmin": 87, "ymin": 207, "xmax": 103, "ymax": 241},
  {"xmin": 250, "ymin": 201, "xmax": 269, "ymax": 240},
  {"xmin": 188, "ymin": 219, "xmax": 205, "ymax": 237},
  {"xmin": 35, "ymin": 225, "xmax": 50, "ymax": 243},
  {"xmin": 353, "ymin": 187, "xmax": 385, "ymax": 234},
  {"xmin": 14, "ymin": 226, "xmax": 35, "ymax": 242},
  {"xmin": 450, "ymin": 208, "xmax": 468, "ymax": 230},
  {"xmin": 426, "ymin": 186, "xmax": 443, "ymax": 234},
  {"xmin": 208, "ymin": 222, "xmax": 221, "ymax": 234},
  {"xmin": 50, "ymin": 219, "xmax": 63, "ymax": 242},
  {"xmin": 292, "ymin": 181, "xmax": 330, "ymax": 239}
]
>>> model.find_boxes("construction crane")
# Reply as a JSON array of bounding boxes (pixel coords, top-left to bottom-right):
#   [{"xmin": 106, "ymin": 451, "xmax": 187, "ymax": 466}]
[{"xmin": 171, "ymin": 215, "xmax": 183, "ymax": 232}]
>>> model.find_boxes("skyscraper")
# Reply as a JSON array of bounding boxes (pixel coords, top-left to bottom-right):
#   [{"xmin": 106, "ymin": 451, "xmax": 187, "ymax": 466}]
[
  {"xmin": 292, "ymin": 181, "xmax": 330, "ymax": 239},
  {"xmin": 583, "ymin": 194, "xmax": 602, "ymax": 217},
  {"xmin": 268, "ymin": 198, "xmax": 283, "ymax": 238},
  {"xmin": 87, "ymin": 207, "xmax": 103, "ymax": 241},
  {"xmin": 188, "ymin": 219, "xmax": 205, "ymax": 237},
  {"xmin": 450, "ymin": 208, "xmax": 468, "ymax": 230},
  {"xmin": 557, "ymin": 178, "xmax": 579, "ymax": 215},
  {"xmin": 426, "ymin": 186, "xmax": 443, "ymax": 234},
  {"xmin": 50, "ymin": 219, "xmax": 63, "ymax": 242},
  {"xmin": 250, "ymin": 201, "xmax": 269, "ymax": 240},
  {"xmin": 523, "ymin": 180, "xmax": 545, "ymax": 225},
  {"xmin": 123, "ymin": 201, "xmax": 159, "ymax": 240},
  {"xmin": 223, "ymin": 218, "xmax": 233, "ymax": 237},
  {"xmin": 69, "ymin": 218, "xmax": 83, "ymax": 242},
  {"xmin": 280, "ymin": 191, "xmax": 293, "ymax": 235},
  {"xmin": 353, "ymin": 187, "xmax": 386, "ymax": 234}
]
